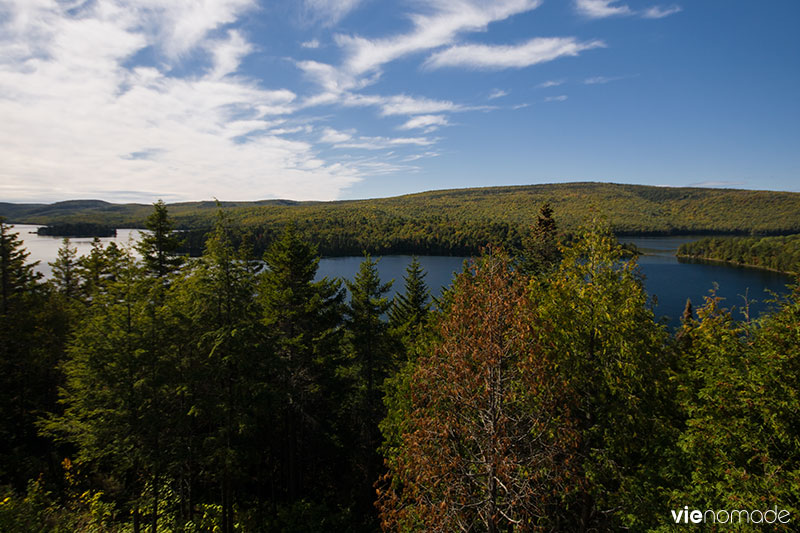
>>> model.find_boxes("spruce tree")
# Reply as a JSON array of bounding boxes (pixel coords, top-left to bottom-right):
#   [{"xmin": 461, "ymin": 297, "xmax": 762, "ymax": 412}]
[
  {"xmin": 172, "ymin": 210, "xmax": 263, "ymax": 533},
  {"xmin": 519, "ymin": 202, "xmax": 561, "ymax": 276},
  {"xmin": 0, "ymin": 219, "xmax": 55, "ymax": 489},
  {"xmin": 258, "ymin": 223, "xmax": 345, "ymax": 505},
  {"xmin": 346, "ymin": 254, "xmax": 393, "ymax": 399},
  {"xmin": 0, "ymin": 218, "xmax": 41, "ymax": 315},
  {"xmin": 49, "ymin": 238, "xmax": 79, "ymax": 299},
  {"xmin": 388, "ymin": 256, "xmax": 430, "ymax": 334},
  {"xmin": 136, "ymin": 200, "xmax": 183, "ymax": 279}
]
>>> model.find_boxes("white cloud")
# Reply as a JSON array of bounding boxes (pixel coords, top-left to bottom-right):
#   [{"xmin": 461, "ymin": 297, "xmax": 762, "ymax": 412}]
[
  {"xmin": 375, "ymin": 94, "xmax": 466, "ymax": 116},
  {"xmin": 303, "ymin": 0, "xmax": 364, "ymax": 27},
  {"xmin": 425, "ymin": 37, "xmax": 605, "ymax": 70},
  {"xmin": 0, "ymin": 0, "xmax": 363, "ymax": 202},
  {"xmin": 335, "ymin": 0, "xmax": 544, "ymax": 75},
  {"xmin": 536, "ymin": 79, "xmax": 565, "ymax": 88},
  {"xmin": 575, "ymin": 0, "xmax": 681, "ymax": 20},
  {"xmin": 575, "ymin": 0, "xmax": 632, "ymax": 18},
  {"xmin": 134, "ymin": 0, "xmax": 257, "ymax": 59},
  {"xmin": 398, "ymin": 114, "xmax": 450, "ymax": 132},
  {"xmin": 207, "ymin": 30, "xmax": 252, "ymax": 79},
  {"xmin": 320, "ymin": 127, "xmax": 353, "ymax": 143},
  {"xmin": 488, "ymin": 88, "xmax": 509, "ymax": 100},
  {"xmin": 642, "ymin": 5, "xmax": 682, "ymax": 19},
  {"xmin": 301, "ymin": 39, "xmax": 320, "ymax": 49},
  {"xmin": 544, "ymin": 95, "xmax": 568, "ymax": 102}
]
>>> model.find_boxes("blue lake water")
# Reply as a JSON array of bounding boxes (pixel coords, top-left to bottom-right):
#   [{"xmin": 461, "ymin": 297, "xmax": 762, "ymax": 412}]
[{"xmin": 11, "ymin": 225, "xmax": 794, "ymax": 330}]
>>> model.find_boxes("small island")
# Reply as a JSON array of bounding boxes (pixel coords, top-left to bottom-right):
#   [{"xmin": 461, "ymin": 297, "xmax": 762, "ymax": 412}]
[{"xmin": 37, "ymin": 222, "xmax": 117, "ymax": 238}]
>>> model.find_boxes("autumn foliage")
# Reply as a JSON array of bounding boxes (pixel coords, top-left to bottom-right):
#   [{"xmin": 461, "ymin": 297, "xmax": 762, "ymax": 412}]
[{"xmin": 378, "ymin": 251, "xmax": 579, "ymax": 532}]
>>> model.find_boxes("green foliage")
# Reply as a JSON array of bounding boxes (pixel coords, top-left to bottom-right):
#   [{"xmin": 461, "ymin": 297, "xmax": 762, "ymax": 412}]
[
  {"xmin": 518, "ymin": 202, "xmax": 561, "ymax": 276},
  {"xmin": 136, "ymin": 200, "xmax": 184, "ymax": 278},
  {"xmin": 4, "ymin": 206, "xmax": 800, "ymax": 531},
  {"xmin": 345, "ymin": 254, "xmax": 394, "ymax": 397},
  {"xmin": 258, "ymin": 223, "xmax": 347, "ymax": 507},
  {"xmin": 0, "ymin": 220, "xmax": 67, "ymax": 489},
  {"xmin": 388, "ymin": 256, "xmax": 430, "ymax": 337},
  {"xmin": 528, "ymin": 225, "xmax": 676, "ymax": 531},
  {"xmin": 666, "ymin": 286, "xmax": 800, "ymax": 530},
  {"xmin": 678, "ymin": 233, "xmax": 800, "ymax": 274},
  {"xmin": 50, "ymin": 238, "xmax": 80, "ymax": 299},
  {"xmin": 6, "ymin": 183, "xmax": 800, "ymax": 257}
]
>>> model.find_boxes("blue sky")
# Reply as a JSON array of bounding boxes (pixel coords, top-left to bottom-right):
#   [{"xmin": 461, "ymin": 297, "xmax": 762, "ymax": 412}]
[{"xmin": 0, "ymin": 0, "xmax": 797, "ymax": 203}]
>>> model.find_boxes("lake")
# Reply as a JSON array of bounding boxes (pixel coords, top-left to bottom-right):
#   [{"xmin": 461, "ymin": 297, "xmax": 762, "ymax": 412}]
[{"xmin": 9, "ymin": 224, "xmax": 794, "ymax": 329}]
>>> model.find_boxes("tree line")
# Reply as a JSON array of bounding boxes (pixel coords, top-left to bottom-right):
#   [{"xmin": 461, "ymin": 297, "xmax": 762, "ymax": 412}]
[
  {"xmin": 5, "ymin": 182, "xmax": 800, "ymax": 258},
  {"xmin": 1, "ymin": 202, "xmax": 799, "ymax": 532},
  {"xmin": 678, "ymin": 234, "xmax": 800, "ymax": 274}
]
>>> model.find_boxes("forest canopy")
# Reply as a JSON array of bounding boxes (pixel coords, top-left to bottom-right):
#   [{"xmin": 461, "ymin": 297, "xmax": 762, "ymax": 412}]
[
  {"xmin": 1, "ymin": 203, "xmax": 799, "ymax": 532},
  {"xmin": 4, "ymin": 182, "xmax": 800, "ymax": 257}
]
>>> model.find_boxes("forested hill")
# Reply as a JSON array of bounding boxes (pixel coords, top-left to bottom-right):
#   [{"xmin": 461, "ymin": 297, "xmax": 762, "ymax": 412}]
[{"xmin": 4, "ymin": 182, "xmax": 800, "ymax": 256}]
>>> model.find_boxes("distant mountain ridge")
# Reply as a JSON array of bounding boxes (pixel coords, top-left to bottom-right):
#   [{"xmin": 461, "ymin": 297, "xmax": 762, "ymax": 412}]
[{"xmin": 3, "ymin": 182, "xmax": 800, "ymax": 256}]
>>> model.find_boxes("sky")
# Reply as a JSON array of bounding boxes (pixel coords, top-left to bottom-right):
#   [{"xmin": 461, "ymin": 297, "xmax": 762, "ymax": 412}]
[{"xmin": 0, "ymin": 0, "xmax": 798, "ymax": 203}]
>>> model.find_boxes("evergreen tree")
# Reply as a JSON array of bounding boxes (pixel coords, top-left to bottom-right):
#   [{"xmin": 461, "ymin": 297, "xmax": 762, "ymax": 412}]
[
  {"xmin": 0, "ymin": 219, "xmax": 57, "ymax": 489},
  {"xmin": 49, "ymin": 238, "xmax": 79, "ymax": 300},
  {"xmin": 43, "ymin": 244, "xmax": 184, "ymax": 533},
  {"xmin": 76, "ymin": 238, "xmax": 109, "ymax": 298},
  {"xmin": 136, "ymin": 200, "xmax": 183, "ymax": 279},
  {"xmin": 0, "ymin": 218, "xmax": 41, "ymax": 315},
  {"xmin": 530, "ymin": 225, "xmax": 675, "ymax": 531},
  {"xmin": 343, "ymin": 255, "xmax": 394, "ymax": 518},
  {"xmin": 173, "ymin": 210, "xmax": 264, "ymax": 533},
  {"xmin": 346, "ymin": 254, "xmax": 394, "ymax": 400},
  {"xmin": 669, "ymin": 286, "xmax": 800, "ymax": 527},
  {"xmin": 258, "ymin": 224, "xmax": 345, "ymax": 506},
  {"xmin": 388, "ymin": 256, "xmax": 430, "ymax": 336},
  {"xmin": 519, "ymin": 202, "xmax": 561, "ymax": 276}
]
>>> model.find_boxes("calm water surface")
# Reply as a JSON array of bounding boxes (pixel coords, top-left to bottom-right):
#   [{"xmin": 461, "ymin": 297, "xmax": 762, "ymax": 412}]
[{"xmin": 11, "ymin": 225, "xmax": 794, "ymax": 329}]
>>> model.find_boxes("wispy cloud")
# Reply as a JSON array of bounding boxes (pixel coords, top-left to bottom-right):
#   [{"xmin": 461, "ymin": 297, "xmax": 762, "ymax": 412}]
[
  {"xmin": 302, "ymin": 0, "xmax": 364, "ymax": 27},
  {"xmin": 575, "ymin": 0, "xmax": 681, "ymax": 19},
  {"xmin": 301, "ymin": 39, "xmax": 320, "ymax": 49},
  {"xmin": 335, "ymin": 0, "xmax": 544, "ymax": 76},
  {"xmin": 425, "ymin": 37, "xmax": 605, "ymax": 70},
  {"xmin": 536, "ymin": 79, "xmax": 565, "ymax": 88},
  {"xmin": 642, "ymin": 5, "xmax": 682, "ymax": 19},
  {"xmin": 488, "ymin": 88, "xmax": 509, "ymax": 100},
  {"xmin": 583, "ymin": 74, "xmax": 636, "ymax": 84},
  {"xmin": 544, "ymin": 95, "xmax": 568, "ymax": 102},
  {"xmin": 345, "ymin": 94, "xmax": 471, "ymax": 116},
  {"xmin": 398, "ymin": 114, "xmax": 451, "ymax": 132}
]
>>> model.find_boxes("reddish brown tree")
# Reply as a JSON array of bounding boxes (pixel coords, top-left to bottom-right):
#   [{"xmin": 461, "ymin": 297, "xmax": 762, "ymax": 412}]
[{"xmin": 378, "ymin": 251, "xmax": 579, "ymax": 532}]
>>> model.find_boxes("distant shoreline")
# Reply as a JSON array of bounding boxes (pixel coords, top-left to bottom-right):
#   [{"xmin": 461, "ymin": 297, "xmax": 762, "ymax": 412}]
[{"xmin": 677, "ymin": 254, "xmax": 797, "ymax": 276}]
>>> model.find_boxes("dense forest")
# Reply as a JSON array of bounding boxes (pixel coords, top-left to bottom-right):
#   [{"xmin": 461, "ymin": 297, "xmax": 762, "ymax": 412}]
[
  {"xmin": 4, "ymin": 182, "xmax": 800, "ymax": 257},
  {"xmin": 1, "ymin": 202, "xmax": 799, "ymax": 532},
  {"xmin": 678, "ymin": 234, "xmax": 800, "ymax": 275}
]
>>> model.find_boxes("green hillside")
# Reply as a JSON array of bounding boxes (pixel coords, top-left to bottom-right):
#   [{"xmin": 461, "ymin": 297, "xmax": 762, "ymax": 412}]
[{"xmin": 4, "ymin": 182, "xmax": 800, "ymax": 256}]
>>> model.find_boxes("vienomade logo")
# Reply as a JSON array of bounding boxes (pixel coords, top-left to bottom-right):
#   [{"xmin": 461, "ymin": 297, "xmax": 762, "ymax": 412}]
[{"xmin": 671, "ymin": 506, "xmax": 791, "ymax": 525}]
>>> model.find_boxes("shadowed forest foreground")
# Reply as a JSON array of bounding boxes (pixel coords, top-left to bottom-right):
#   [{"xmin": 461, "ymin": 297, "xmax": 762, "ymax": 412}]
[{"xmin": 1, "ymin": 203, "xmax": 799, "ymax": 532}]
